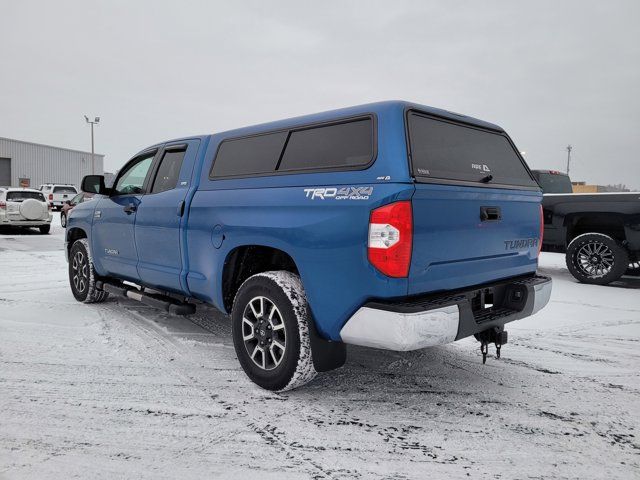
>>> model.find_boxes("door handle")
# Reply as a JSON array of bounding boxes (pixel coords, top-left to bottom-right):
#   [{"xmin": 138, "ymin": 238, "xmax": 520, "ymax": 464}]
[
  {"xmin": 480, "ymin": 206, "xmax": 501, "ymax": 221},
  {"xmin": 123, "ymin": 204, "xmax": 137, "ymax": 215},
  {"xmin": 177, "ymin": 200, "xmax": 185, "ymax": 217}
]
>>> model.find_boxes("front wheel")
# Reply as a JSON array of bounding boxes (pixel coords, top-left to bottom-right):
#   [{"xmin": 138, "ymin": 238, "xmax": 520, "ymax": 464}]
[
  {"xmin": 69, "ymin": 238, "xmax": 109, "ymax": 303},
  {"xmin": 231, "ymin": 271, "xmax": 317, "ymax": 391},
  {"xmin": 566, "ymin": 233, "xmax": 629, "ymax": 285},
  {"xmin": 60, "ymin": 213, "xmax": 67, "ymax": 228}
]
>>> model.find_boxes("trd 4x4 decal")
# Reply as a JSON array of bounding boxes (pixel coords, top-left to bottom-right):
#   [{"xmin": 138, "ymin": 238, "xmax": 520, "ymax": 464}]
[{"xmin": 304, "ymin": 187, "xmax": 373, "ymax": 200}]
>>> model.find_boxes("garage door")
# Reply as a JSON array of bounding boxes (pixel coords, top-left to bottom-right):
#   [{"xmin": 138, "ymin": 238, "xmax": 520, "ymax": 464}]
[{"xmin": 0, "ymin": 158, "xmax": 11, "ymax": 186}]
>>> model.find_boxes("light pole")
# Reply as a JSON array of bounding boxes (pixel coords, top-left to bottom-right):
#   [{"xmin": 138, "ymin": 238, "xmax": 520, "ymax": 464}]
[
  {"xmin": 84, "ymin": 115, "xmax": 100, "ymax": 175},
  {"xmin": 566, "ymin": 145, "xmax": 572, "ymax": 176}
]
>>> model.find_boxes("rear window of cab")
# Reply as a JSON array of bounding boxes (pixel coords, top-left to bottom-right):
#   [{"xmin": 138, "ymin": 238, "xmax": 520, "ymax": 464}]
[
  {"xmin": 53, "ymin": 186, "xmax": 78, "ymax": 194},
  {"xmin": 210, "ymin": 116, "xmax": 374, "ymax": 178},
  {"xmin": 407, "ymin": 111, "xmax": 537, "ymax": 188}
]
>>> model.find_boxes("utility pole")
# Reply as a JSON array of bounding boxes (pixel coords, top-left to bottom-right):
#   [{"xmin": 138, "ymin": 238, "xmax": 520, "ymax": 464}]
[
  {"xmin": 566, "ymin": 145, "xmax": 572, "ymax": 176},
  {"xmin": 84, "ymin": 116, "xmax": 100, "ymax": 175}
]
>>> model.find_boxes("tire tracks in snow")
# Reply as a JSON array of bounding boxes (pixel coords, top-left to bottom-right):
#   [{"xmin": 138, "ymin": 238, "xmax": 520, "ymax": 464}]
[{"xmin": 97, "ymin": 300, "xmax": 341, "ymax": 480}]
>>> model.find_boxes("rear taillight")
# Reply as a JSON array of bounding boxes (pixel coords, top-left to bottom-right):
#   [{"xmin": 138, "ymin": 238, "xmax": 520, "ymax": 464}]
[
  {"xmin": 368, "ymin": 200, "xmax": 413, "ymax": 277},
  {"xmin": 48, "ymin": 194, "xmax": 53, "ymax": 200},
  {"xmin": 0, "ymin": 201, "xmax": 5, "ymax": 210},
  {"xmin": 538, "ymin": 204, "xmax": 544, "ymax": 256}
]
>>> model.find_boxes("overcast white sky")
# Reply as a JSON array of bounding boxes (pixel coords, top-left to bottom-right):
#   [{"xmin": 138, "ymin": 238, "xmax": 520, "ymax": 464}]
[{"xmin": 2, "ymin": 0, "xmax": 639, "ymax": 188}]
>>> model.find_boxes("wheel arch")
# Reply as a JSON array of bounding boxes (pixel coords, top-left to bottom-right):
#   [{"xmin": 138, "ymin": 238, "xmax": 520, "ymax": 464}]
[
  {"xmin": 220, "ymin": 244, "xmax": 300, "ymax": 314},
  {"xmin": 66, "ymin": 227, "xmax": 88, "ymax": 259},
  {"xmin": 565, "ymin": 212, "xmax": 627, "ymax": 245}
]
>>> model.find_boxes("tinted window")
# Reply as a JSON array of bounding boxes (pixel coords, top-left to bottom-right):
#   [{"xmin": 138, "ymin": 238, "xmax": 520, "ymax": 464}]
[
  {"xmin": 407, "ymin": 113, "xmax": 537, "ymax": 187},
  {"xmin": 211, "ymin": 132, "xmax": 287, "ymax": 177},
  {"xmin": 278, "ymin": 118, "xmax": 373, "ymax": 171},
  {"xmin": 535, "ymin": 173, "xmax": 573, "ymax": 194},
  {"xmin": 114, "ymin": 154, "xmax": 154, "ymax": 195},
  {"xmin": 53, "ymin": 186, "xmax": 77, "ymax": 194},
  {"xmin": 151, "ymin": 149, "xmax": 186, "ymax": 193},
  {"xmin": 7, "ymin": 191, "xmax": 45, "ymax": 202}
]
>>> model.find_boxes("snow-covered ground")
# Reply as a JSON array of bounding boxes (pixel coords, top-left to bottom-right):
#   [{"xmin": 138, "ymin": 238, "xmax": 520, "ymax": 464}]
[{"xmin": 1, "ymin": 215, "xmax": 638, "ymax": 479}]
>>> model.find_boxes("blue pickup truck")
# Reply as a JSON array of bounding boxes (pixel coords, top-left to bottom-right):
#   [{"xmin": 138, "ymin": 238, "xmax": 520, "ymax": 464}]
[{"xmin": 66, "ymin": 101, "xmax": 552, "ymax": 391}]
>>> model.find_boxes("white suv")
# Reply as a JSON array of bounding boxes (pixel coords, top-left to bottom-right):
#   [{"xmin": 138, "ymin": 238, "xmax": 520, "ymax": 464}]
[
  {"xmin": 0, "ymin": 187, "xmax": 53, "ymax": 234},
  {"xmin": 39, "ymin": 184, "xmax": 79, "ymax": 211}
]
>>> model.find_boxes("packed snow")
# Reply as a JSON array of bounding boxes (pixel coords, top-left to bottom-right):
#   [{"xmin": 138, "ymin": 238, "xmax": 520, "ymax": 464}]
[{"xmin": 1, "ymin": 215, "xmax": 638, "ymax": 479}]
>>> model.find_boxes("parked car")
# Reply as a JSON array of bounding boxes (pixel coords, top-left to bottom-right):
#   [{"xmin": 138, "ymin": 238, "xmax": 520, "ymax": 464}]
[
  {"xmin": 532, "ymin": 169, "xmax": 640, "ymax": 283},
  {"xmin": 0, "ymin": 187, "xmax": 52, "ymax": 233},
  {"xmin": 39, "ymin": 184, "xmax": 79, "ymax": 210},
  {"xmin": 60, "ymin": 192, "xmax": 94, "ymax": 228},
  {"xmin": 66, "ymin": 101, "xmax": 551, "ymax": 391}
]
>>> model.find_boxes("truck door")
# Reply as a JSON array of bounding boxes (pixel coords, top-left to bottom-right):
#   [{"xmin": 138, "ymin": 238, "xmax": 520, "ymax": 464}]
[
  {"xmin": 134, "ymin": 140, "xmax": 200, "ymax": 293},
  {"xmin": 91, "ymin": 150, "xmax": 157, "ymax": 281}
]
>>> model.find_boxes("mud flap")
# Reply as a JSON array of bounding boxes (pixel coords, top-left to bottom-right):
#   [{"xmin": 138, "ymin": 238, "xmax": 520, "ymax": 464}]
[{"xmin": 308, "ymin": 315, "xmax": 347, "ymax": 373}]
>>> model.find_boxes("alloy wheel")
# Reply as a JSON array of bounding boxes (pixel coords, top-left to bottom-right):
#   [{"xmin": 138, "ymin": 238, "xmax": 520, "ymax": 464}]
[
  {"xmin": 575, "ymin": 241, "xmax": 615, "ymax": 278},
  {"xmin": 242, "ymin": 296, "xmax": 287, "ymax": 371},
  {"xmin": 71, "ymin": 250, "xmax": 89, "ymax": 294}
]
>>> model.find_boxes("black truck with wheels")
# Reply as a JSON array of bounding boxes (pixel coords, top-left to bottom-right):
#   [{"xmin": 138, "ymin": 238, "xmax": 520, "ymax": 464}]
[{"xmin": 532, "ymin": 170, "xmax": 640, "ymax": 284}]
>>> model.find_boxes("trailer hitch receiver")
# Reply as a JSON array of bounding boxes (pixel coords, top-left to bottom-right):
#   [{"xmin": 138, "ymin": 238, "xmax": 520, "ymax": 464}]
[{"xmin": 475, "ymin": 327, "xmax": 508, "ymax": 364}]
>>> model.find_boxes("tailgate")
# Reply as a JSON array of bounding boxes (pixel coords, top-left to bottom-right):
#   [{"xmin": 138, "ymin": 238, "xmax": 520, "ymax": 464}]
[
  {"xmin": 409, "ymin": 185, "xmax": 541, "ymax": 295},
  {"xmin": 405, "ymin": 110, "xmax": 542, "ymax": 295}
]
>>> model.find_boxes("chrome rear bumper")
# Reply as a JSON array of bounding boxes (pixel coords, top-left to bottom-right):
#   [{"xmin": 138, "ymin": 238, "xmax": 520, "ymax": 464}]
[{"xmin": 340, "ymin": 274, "xmax": 552, "ymax": 351}]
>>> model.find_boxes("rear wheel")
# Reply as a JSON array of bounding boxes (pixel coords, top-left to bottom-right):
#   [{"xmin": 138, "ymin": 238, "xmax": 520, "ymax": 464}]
[
  {"xmin": 231, "ymin": 271, "xmax": 316, "ymax": 391},
  {"xmin": 39, "ymin": 225, "xmax": 51, "ymax": 234},
  {"xmin": 69, "ymin": 238, "xmax": 109, "ymax": 303},
  {"xmin": 566, "ymin": 233, "xmax": 629, "ymax": 285}
]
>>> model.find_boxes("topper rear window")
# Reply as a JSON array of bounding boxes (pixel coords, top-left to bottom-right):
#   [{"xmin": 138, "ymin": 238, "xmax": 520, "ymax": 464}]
[{"xmin": 407, "ymin": 112, "xmax": 537, "ymax": 187}]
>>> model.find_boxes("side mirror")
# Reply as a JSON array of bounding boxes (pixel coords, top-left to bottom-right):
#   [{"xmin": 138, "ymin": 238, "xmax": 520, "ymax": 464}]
[{"xmin": 81, "ymin": 175, "xmax": 109, "ymax": 195}]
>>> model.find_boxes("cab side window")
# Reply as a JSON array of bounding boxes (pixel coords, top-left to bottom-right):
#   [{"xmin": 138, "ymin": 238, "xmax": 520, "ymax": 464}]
[
  {"xmin": 113, "ymin": 154, "xmax": 155, "ymax": 195},
  {"xmin": 150, "ymin": 148, "xmax": 186, "ymax": 194}
]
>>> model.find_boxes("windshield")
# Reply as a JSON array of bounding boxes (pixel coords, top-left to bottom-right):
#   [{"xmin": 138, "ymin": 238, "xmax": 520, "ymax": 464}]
[
  {"xmin": 407, "ymin": 112, "xmax": 537, "ymax": 187},
  {"xmin": 7, "ymin": 191, "xmax": 46, "ymax": 202},
  {"xmin": 535, "ymin": 173, "xmax": 573, "ymax": 193}
]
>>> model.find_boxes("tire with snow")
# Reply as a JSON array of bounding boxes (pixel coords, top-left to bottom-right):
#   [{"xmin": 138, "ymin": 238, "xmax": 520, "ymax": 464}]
[
  {"xmin": 231, "ymin": 271, "xmax": 317, "ymax": 391},
  {"xmin": 566, "ymin": 233, "xmax": 629, "ymax": 285},
  {"xmin": 69, "ymin": 238, "xmax": 109, "ymax": 303}
]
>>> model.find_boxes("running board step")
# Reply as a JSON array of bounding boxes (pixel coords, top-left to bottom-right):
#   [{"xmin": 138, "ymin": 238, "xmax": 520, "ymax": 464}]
[{"xmin": 97, "ymin": 281, "xmax": 196, "ymax": 316}]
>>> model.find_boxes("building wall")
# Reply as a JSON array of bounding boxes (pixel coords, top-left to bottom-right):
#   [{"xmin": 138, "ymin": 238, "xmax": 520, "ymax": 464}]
[
  {"xmin": 0, "ymin": 137, "xmax": 104, "ymax": 189},
  {"xmin": 572, "ymin": 183, "xmax": 630, "ymax": 193},
  {"xmin": 572, "ymin": 184, "xmax": 599, "ymax": 193}
]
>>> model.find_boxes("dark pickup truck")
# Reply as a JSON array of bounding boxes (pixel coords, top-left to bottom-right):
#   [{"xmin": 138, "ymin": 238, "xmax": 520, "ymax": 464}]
[{"xmin": 532, "ymin": 170, "xmax": 640, "ymax": 284}]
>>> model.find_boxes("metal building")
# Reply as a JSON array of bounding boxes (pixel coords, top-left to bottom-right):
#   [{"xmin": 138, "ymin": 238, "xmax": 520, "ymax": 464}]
[{"xmin": 0, "ymin": 136, "xmax": 104, "ymax": 189}]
